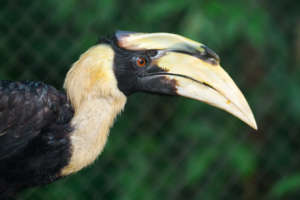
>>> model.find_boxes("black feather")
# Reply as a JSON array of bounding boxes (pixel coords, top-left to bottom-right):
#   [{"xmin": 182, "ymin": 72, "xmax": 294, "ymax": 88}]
[{"xmin": 0, "ymin": 81, "xmax": 74, "ymax": 198}]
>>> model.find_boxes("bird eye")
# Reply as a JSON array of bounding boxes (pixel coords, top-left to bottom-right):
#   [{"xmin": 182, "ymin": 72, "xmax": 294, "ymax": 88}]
[{"xmin": 136, "ymin": 57, "xmax": 147, "ymax": 67}]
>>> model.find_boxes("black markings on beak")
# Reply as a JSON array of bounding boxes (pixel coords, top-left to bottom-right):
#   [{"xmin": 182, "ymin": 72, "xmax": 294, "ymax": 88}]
[
  {"xmin": 201, "ymin": 45, "xmax": 220, "ymax": 65},
  {"xmin": 160, "ymin": 76, "xmax": 178, "ymax": 95},
  {"xmin": 170, "ymin": 44, "xmax": 220, "ymax": 65},
  {"xmin": 138, "ymin": 75, "xmax": 178, "ymax": 95},
  {"xmin": 115, "ymin": 30, "xmax": 137, "ymax": 40},
  {"xmin": 142, "ymin": 72, "xmax": 216, "ymax": 93}
]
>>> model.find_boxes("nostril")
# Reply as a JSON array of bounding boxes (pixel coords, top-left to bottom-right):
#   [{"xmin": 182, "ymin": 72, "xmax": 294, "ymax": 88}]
[{"xmin": 202, "ymin": 45, "xmax": 220, "ymax": 64}]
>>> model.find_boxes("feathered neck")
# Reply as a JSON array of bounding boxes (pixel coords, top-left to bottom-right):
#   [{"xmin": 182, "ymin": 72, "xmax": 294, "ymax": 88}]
[{"xmin": 61, "ymin": 44, "xmax": 127, "ymax": 175}]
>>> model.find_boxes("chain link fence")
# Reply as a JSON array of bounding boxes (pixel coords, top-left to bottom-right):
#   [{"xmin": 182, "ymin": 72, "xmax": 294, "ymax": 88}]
[{"xmin": 1, "ymin": 0, "xmax": 300, "ymax": 199}]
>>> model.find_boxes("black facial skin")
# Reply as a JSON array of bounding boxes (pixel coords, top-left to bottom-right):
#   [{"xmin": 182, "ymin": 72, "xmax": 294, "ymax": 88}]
[{"xmin": 113, "ymin": 46, "xmax": 177, "ymax": 96}]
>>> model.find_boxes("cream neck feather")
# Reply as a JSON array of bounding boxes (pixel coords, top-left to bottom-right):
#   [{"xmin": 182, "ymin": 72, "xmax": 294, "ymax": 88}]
[{"xmin": 61, "ymin": 44, "xmax": 127, "ymax": 175}]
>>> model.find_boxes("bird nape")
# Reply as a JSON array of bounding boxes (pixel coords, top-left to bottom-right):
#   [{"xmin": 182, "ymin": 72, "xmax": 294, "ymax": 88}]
[{"xmin": 0, "ymin": 31, "xmax": 257, "ymax": 199}]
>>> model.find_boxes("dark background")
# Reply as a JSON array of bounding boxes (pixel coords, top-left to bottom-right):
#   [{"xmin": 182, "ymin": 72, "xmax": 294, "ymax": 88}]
[{"xmin": 1, "ymin": 0, "xmax": 300, "ymax": 199}]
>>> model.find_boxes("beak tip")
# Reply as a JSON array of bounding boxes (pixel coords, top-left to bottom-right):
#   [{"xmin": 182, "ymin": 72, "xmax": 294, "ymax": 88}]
[
  {"xmin": 246, "ymin": 113, "xmax": 258, "ymax": 130},
  {"xmin": 250, "ymin": 121, "xmax": 258, "ymax": 130}
]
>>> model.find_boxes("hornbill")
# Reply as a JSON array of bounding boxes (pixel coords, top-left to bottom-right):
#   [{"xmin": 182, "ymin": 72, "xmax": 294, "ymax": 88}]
[{"xmin": 0, "ymin": 31, "xmax": 257, "ymax": 199}]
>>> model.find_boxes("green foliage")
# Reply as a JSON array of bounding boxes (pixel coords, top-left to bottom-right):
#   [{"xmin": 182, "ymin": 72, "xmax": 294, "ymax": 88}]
[
  {"xmin": 227, "ymin": 143, "xmax": 257, "ymax": 177},
  {"xmin": 186, "ymin": 148, "xmax": 219, "ymax": 183},
  {"xmin": 269, "ymin": 173, "xmax": 300, "ymax": 199},
  {"xmin": 1, "ymin": 0, "xmax": 300, "ymax": 199}
]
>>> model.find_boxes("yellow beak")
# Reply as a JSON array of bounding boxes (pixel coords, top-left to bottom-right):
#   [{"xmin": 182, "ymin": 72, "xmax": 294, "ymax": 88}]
[{"xmin": 155, "ymin": 51, "xmax": 257, "ymax": 130}]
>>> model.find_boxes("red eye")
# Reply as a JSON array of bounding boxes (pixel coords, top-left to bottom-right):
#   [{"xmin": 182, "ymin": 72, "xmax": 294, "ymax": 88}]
[{"xmin": 136, "ymin": 57, "xmax": 147, "ymax": 67}]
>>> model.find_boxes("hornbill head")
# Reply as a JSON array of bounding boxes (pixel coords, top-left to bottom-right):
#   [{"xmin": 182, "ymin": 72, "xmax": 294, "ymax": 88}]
[
  {"xmin": 111, "ymin": 31, "xmax": 257, "ymax": 129},
  {"xmin": 65, "ymin": 31, "xmax": 257, "ymax": 130}
]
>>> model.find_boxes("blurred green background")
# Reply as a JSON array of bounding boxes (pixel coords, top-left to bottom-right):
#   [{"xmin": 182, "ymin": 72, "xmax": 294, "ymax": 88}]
[{"xmin": 1, "ymin": 0, "xmax": 300, "ymax": 199}]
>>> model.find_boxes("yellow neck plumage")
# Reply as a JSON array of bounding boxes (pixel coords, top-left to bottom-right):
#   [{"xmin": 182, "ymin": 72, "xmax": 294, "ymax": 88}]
[{"xmin": 61, "ymin": 44, "xmax": 126, "ymax": 175}]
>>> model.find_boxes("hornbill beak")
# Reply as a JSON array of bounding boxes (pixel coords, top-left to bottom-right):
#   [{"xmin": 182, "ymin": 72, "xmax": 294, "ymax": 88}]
[{"xmin": 116, "ymin": 31, "xmax": 257, "ymax": 130}]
